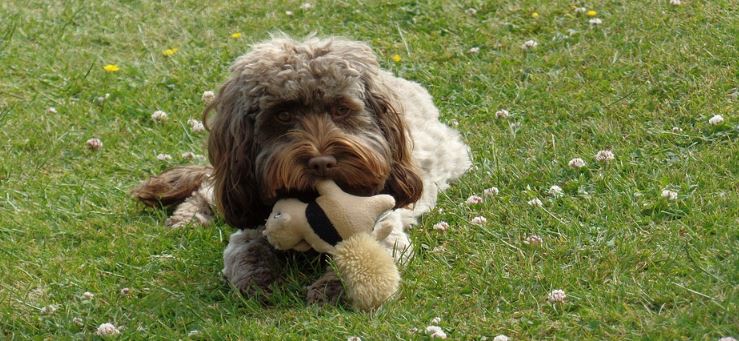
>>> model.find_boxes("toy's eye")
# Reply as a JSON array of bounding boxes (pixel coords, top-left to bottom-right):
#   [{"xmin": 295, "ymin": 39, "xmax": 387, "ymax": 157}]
[
  {"xmin": 273, "ymin": 212, "xmax": 282, "ymax": 219},
  {"xmin": 276, "ymin": 112, "xmax": 292, "ymax": 123}
]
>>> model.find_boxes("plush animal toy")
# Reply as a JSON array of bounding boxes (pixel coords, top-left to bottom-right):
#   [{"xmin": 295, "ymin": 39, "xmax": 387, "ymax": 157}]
[{"xmin": 262, "ymin": 180, "xmax": 400, "ymax": 311}]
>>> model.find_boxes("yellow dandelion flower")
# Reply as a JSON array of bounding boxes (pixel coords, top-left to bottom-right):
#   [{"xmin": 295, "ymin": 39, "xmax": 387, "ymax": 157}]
[
  {"xmin": 230, "ymin": 32, "xmax": 242, "ymax": 39},
  {"xmin": 531, "ymin": 12, "xmax": 540, "ymax": 18},
  {"xmin": 586, "ymin": 10, "xmax": 597, "ymax": 17},
  {"xmin": 103, "ymin": 64, "xmax": 120, "ymax": 73},
  {"xmin": 391, "ymin": 54, "xmax": 401, "ymax": 63},
  {"xmin": 162, "ymin": 48, "xmax": 178, "ymax": 57}
]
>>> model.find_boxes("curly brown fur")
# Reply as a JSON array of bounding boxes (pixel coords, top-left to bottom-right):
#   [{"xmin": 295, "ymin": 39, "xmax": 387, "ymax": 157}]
[
  {"xmin": 204, "ymin": 36, "xmax": 423, "ymax": 230},
  {"xmin": 131, "ymin": 165, "xmax": 212, "ymax": 207}
]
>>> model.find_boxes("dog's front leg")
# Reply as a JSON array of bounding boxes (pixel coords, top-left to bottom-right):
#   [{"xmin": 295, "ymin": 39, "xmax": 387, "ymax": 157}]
[
  {"xmin": 305, "ymin": 270, "xmax": 344, "ymax": 305},
  {"xmin": 222, "ymin": 229, "xmax": 282, "ymax": 299}
]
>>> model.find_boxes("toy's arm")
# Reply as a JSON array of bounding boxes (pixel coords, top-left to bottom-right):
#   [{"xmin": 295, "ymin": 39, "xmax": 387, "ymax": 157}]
[
  {"xmin": 315, "ymin": 180, "xmax": 342, "ymax": 196},
  {"xmin": 372, "ymin": 220, "xmax": 394, "ymax": 241},
  {"xmin": 366, "ymin": 194, "xmax": 396, "ymax": 214}
]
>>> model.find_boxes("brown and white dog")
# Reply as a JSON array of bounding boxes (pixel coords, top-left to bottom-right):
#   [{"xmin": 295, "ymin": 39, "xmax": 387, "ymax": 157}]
[{"xmin": 132, "ymin": 36, "xmax": 471, "ymax": 303}]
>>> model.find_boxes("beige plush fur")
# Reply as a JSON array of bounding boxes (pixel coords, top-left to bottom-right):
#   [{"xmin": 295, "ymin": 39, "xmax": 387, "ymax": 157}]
[
  {"xmin": 261, "ymin": 180, "xmax": 400, "ymax": 310},
  {"xmin": 262, "ymin": 180, "xmax": 395, "ymax": 253},
  {"xmin": 333, "ymin": 233, "xmax": 400, "ymax": 311}
]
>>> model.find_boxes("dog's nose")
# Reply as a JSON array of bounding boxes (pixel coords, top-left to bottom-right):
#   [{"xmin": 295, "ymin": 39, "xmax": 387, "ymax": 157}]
[{"xmin": 308, "ymin": 155, "xmax": 337, "ymax": 176}]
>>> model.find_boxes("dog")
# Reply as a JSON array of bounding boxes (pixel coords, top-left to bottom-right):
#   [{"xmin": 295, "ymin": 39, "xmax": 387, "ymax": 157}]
[{"xmin": 132, "ymin": 35, "xmax": 471, "ymax": 304}]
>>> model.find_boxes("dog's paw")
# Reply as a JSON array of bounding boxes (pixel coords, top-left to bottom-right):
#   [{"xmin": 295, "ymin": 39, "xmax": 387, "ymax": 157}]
[
  {"xmin": 165, "ymin": 212, "xmax": 212, "ymax": 228},
  {"xmin": 165, "ymin": 191, "xmax": 213, "ymax": 228},
  {"xmin": 306, "ymin": 271, "xmax": 344, "ymax": 306},
  {"xmin": 223, "ymin": 233, "xmax": 282, "ymax": 299}
]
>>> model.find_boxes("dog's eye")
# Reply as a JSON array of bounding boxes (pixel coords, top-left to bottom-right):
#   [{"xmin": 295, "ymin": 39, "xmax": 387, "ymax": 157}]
[
  {"xmin": 275, "ymin": 112, "xmax": 292, "ymax": 123},
  {"xmin": 332, "ymin": 105, "xmax": 352, "ymax": 119}
]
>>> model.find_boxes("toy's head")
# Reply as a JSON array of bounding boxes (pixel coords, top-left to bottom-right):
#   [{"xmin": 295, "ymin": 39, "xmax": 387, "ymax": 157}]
[{"xmin": 263, "ymin": 199, "xmax": 312, "ymax": 252}]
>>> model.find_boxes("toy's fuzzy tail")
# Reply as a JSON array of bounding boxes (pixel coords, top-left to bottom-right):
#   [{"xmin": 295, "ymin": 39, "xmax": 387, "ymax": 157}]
[{"xmin": 333, "ymin": 233, "xmax": 400, "ymax": 311}]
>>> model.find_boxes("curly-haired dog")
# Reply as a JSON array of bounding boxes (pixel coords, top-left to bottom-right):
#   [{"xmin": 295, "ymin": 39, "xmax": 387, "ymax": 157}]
[{"xmin": 132, "ymin": 36, "xmax": 471, "ymax": 304}]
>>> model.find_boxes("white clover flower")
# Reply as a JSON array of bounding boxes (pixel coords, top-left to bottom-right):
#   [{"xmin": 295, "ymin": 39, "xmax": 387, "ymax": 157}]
[
  {"xmin": 718, "ymin": 337, "xmax": 737, "ymax": 341},
  {"xmin": 285, "ymin": 10, "xmax": 294, "ymax": 16},
  {"xmin": 708, "ymin": 114, "xmax": 724, "ymax": 125},
  {"xmin": 568, "ymin": 158, "xmax": 586, "ymax": 168},
  {"xmin": 672, "ymin": 127, "xmax": 683, "ymax": 133},
  {"xmin": 425, "ymin": 325, "xmax": 447, "ymax": 339},
  {"xmin": 82, "ymin": 291, "xmax": 94, "ymax": 300},
  {"xmin": 40, "ymin": 304, "xmax": 59, "ymax": 315},
  {"xmin": 528, "ymin": 198, "xmax": 543, "ymax": 207},
  {"xmin": 201, "ymin": 90, "xmax": 215, "ymax": 104},
  {"xmin": 470, "ymin": 216, "xmax": 487, "ymax": 225},
  {"xmin": 347, "ymin": 337, "xmax": 361, "ymax": 341},
  {"xmin": 589, "ymin": 18, "xmax": 603, "ymax": 26},
  {"xmin": 468, "ymin": 47, "xmax": 480, "ymax": 54},
  {"xmin": 96, "ymin": 93, "xmax": 111, "ymax": 103},
  {"xmin": 151, "ymin": 110, "xmax": 169, "ymax": 122},
  {"xmin": 28, "ymin": 287, "xmax": 46, "ymax": 302},
  {"xmin": 300, "ymin": 2, "xmax": 313, "ymax": 10},
  {"xmin": 431, "ymin": 317, "xmax": 441, "ymax": 324},
  {"xmin": 432, "ymin": 245, "xmax": 447, "ymax": 253},
  {"xmin": 484, "ymin": 187, "xmax": 500, "ymax": 196},
  {"xmin": 595, "ymin": 149, "xmax": 615, "ymax": 162},
  {"xmin": 465, "ymin": 8, "xmax": 477, "ymax": 16},
  {"xmin": 86, "ymin": 138, "xmax": 103, "ymax": 151},
  {"xmin": 96, "ymin": 323, "xmax": 121, "ymax": 336},
  {"xmin": 188, "ymin": 118, "xmax": 206, "ymax": 133},
  {"xmin": 669, "ymin": 0, "xmax": 682, "ymax": 5},
  {"xmin": 548, "ymin": 289, "xmax": 566, "ymax": 303},
  {"xmin": 181, "ymin": 152, "xmax": 196, "ymax": 160},
  {"xmin": 524, "ymin": 234, "xmax": 543, "ymax": 246},
  {"xmin": 548, "ymin": 185, "xmax": 564, "ymax": 198},
  {"xmin": 574, "ymin": 7, "xmax": 587, "ymax": 14},
  {"xmin": 73, "ymin": 317, "xmax": 84, "ymax": 326},
  {"xmin": 493, "ymin": 335, "xmax": 510, "ymax": 341},
  {"xmin": 450, "ymin": 119, "xmax": 459, "ymax": 126},
  {"xmin": 661, "ymin": 189, "xmax": 678, "ymax": 200},
  {"xmin": 495, "ymin": 109, "xmax": 510, "ymax": 119},
  {"xmin": 156, "ymin": 153, "xmax": 173, "ymax": 161},
  {"xmin": 521, "ymin": 40, "xmax": 538, "ymax": 50},
  {"xmin": 120, "ymin": 287, "xmax": 131, "ymax": 296},
  {"xmin": 47, "ymin": 107, "xmax": 57, "ymax": 114},
  {"xmin": 433, "ymin": 221, "xmax": 449, "ymax": 231},
  {"xmin": 466, "ymin": 195, "xmax": 483, "ymax": 205}
]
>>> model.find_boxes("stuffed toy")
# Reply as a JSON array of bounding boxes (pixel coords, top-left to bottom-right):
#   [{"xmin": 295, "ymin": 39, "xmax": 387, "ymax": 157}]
[{"xmin": 262, "ymin": 180, "xmax": 400, "ymax": 311}]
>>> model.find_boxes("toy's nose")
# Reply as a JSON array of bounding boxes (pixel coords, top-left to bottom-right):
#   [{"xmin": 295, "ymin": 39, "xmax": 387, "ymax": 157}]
[{"xmin": 308, "ymin": 155, "xmax": 337, "ymax": 176}]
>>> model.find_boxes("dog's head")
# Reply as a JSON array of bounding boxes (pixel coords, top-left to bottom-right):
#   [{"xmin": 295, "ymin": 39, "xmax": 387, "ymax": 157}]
[{"xmin": 205, "ymin": 36, "xmax": 423, "ymax": 229}]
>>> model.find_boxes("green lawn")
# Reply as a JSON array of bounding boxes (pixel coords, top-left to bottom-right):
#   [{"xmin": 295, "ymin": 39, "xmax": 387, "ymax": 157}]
[{"xmin": 1, "ymin": 0, "xmax": 737, "ymax": 339}]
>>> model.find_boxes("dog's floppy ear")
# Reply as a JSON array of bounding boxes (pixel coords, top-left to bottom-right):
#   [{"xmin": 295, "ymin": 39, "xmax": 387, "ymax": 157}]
[
  {"xmin": 326, "ymin": 38, "xmax": 423, "ymax": 208},
  {"xmin": 365, "ymin": 79, "xmax": 423, "ymax": 209},
  {"xmin": 205, "ymin": 76, "xmax": 271, "ymax": 229}
]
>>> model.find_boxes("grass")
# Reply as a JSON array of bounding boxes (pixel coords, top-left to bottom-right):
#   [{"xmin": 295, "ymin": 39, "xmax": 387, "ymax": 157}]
[{"xmin": 1, "ymin": 0, "xmax": 737, "ymax": 339}]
